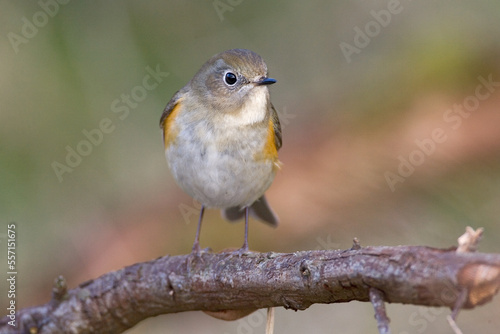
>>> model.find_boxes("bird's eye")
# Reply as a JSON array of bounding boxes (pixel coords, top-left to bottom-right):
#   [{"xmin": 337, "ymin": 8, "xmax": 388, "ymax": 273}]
[{"xmin": 224, "ymin": 72, "xmax": 237, "ymax": 86}]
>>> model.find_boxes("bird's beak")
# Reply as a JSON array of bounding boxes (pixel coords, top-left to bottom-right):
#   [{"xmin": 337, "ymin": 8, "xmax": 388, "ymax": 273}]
[{"xmin": 256, "ymin": 77, "xmax": 277, "ymax": 86}]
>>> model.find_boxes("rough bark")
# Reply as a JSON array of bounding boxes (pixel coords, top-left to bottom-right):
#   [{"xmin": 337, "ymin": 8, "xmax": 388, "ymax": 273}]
[{"xmin": 1, "ymin": 244, "xmax": 500, "ymax": 334}]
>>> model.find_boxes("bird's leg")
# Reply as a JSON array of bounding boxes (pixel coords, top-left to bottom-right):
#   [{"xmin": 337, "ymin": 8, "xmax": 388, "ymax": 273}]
[
  {"xmin": 191, "ymin": 205, "xmax": 205, "ymax": 253},
  {"xmin": 237, "ymin": 206, "xmax": 250, "ymax": 254}
]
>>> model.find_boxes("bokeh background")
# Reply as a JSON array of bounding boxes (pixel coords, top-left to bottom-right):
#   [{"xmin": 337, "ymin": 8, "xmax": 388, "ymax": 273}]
[{"xmin": 2, "ymin": 1, "xmax": 500, "ymax": 333}]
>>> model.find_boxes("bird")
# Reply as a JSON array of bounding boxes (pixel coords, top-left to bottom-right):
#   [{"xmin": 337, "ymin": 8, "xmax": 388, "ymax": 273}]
[{"xmin": 160, "ymin": 48, "xmax": 281, "ymax": 253}]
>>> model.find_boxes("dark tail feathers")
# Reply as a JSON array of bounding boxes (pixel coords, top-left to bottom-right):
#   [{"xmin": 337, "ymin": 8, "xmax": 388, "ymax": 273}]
[{"xmin": 221, "ymin": 195, "xmax": 278, "ymax": 227}]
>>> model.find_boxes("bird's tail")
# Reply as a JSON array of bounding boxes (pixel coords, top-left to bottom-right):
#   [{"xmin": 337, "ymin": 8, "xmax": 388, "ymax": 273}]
[{"xmin": 221, "ymin": 195, "xmax": 279, "ymax": 227}]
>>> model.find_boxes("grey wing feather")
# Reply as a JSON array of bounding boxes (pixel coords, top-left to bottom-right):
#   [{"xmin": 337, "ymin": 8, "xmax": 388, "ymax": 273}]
[{"xmin": 270, "ymin": 103, "xmax": 282, "ymax": 150}]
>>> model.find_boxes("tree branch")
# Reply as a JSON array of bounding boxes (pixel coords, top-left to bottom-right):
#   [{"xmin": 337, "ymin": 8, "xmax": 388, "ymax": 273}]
[{"xmin": 2, "ymin": 240, "xmax": 500, "ymax": 333}]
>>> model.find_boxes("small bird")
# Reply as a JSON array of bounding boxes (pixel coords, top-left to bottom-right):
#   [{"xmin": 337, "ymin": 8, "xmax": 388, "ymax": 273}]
[{"xmin": 160, "ymin": 48, "xmax": 282, "ymax": 253}]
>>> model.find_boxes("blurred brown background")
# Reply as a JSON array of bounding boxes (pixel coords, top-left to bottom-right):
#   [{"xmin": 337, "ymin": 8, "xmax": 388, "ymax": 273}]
[{"xmin": 1, "ymin": 1, "xmax": 500, "ymax": 333}]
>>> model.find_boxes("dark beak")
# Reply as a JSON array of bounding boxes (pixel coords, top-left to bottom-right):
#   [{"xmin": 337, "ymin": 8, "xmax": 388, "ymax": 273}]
[{"xmin": 257, "ymin": 77, "xmax": 277, "ymax": 86}]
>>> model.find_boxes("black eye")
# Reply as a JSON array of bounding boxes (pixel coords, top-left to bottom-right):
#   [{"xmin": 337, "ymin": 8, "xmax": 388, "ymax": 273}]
[{"xmin": 224, "ymin": 72, "xmax": 237, "ymax": 85}]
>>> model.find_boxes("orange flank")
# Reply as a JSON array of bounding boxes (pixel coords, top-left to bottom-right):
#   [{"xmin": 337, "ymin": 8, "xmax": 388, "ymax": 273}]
[
  {"xmin": 259, "ymin": 118, "xmax": 280, "ymax": 170},
  {"xmin": 162, "ymin": 103, "xmax": 181, "ymax": 148}
]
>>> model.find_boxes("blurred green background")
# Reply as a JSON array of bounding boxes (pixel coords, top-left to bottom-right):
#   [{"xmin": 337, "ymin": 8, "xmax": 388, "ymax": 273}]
[{"xmin": 2, "ymin": 1, "xmax": 500, "ymax": 333}]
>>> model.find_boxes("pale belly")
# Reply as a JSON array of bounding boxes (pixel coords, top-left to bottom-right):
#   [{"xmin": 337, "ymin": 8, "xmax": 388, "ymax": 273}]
[{"xmin": 166, "ymin": 126, "xmax": 276, "ymax": 208}]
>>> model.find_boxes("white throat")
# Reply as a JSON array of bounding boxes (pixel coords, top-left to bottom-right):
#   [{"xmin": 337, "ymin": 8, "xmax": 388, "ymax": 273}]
[{"xmin": 223, "ymin": 87, "xmax": 268, "ymax": 127}]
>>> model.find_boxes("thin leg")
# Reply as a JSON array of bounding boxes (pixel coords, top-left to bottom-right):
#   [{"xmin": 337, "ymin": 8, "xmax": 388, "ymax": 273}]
[
  {"xmin": 192, "ymin": 205, "xmax": 205, "ymax": 253},
  {"xmin": 240, "ymin": 206, "xmax": 250, "ymax": 252}
]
